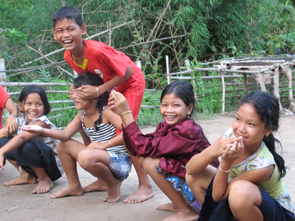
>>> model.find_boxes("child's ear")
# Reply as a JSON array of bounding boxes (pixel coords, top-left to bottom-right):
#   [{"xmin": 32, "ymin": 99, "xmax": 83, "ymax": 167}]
[
  {"xmin": 52, "ymin": 28, "xmax": 57, "ymax": 40},
  {"xmin": 17, "ymin": 101, "xmax": 23, "ymax": 112},
  {"xmin": 265, "ymin": 127, "xmax": 273, "ymax": 137},
  {"xmin": 81, "ymin": 23, "xmax": 86, "ymax": 35}
]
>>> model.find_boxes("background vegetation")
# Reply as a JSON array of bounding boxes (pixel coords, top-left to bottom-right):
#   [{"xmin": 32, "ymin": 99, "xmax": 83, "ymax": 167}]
[{"xmin": 1, "ymin": 0, "xmax": 295, "ymax": 128}]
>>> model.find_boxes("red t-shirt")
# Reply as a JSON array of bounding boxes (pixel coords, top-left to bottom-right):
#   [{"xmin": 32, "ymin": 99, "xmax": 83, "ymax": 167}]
[
  {"xmin": 64, "ymin": 40, "xmax": 145, "ymax": 95},
  {"xmin": 0, "ymin": 85, "xmax": 10, "ymax": 129}
]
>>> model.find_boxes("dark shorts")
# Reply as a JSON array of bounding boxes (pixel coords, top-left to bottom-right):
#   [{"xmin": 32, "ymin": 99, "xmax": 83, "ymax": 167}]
[
  {"xmin": 0, "ymin": 137, "xmax": 62, "ymax": 181},
  {"xmin": 198, "ymin": 177, "xmax": 295, "ymax": 221},
  {"xmin": 156, "ymin": 165, "xmax": 202, "ymax": 212}
]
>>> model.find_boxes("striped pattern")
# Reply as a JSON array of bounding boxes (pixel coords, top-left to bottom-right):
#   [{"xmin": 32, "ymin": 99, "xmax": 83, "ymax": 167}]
[{"xmin": 81, "ymin": 112, "xmax": 128, "ymax": 156}]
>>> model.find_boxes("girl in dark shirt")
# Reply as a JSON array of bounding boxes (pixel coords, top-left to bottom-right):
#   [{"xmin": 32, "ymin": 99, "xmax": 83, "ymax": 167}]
[{"xmin": 108, "ymin": 81, "xmax": 218, "ymax": 221}]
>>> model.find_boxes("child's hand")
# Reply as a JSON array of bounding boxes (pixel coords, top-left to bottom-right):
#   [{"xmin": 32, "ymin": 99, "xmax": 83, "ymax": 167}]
[
  {"xmin": 5, "ymin": 115, "xmax": 17, "ymax": 136},
  {"xmin": 86, "ymin": 141, "xmax": 105, "ymax": 150},
  {"xmin": 21, "ymin": 125, "xmax": 43, "ymax": 133},
  {"xmin": 69, "ymin": 84, "xmax": 77, "ymax": 101},
  {"xmin": 108, "ymin": 90, "xmax": 130, "ymax": 116},
  {"xmin": 213, "ymin": 135, "xmax": 243, "ymax": 157},
  {"xmin": 76, "ymin": 85, "xmax": 98, "ymax": 100},
  {"xmin": 221, "ymin": 138, "xmax": 244, "ymax": 163}
]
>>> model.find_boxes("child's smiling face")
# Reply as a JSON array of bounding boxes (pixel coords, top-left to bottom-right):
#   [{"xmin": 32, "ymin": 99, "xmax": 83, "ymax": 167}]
[
  {"xmin": 160, "ymin": 93, "xmax": 193, "ymax": 126},
  {"xmin": 23, "ymin": 93, "xmax": 44, "ymax": 123},
  {"xmin": 52, "ymin": 18, "xmax": 86, "ymax": 52},
  {"xmin": 232, "ymin": 103, "xmax": 272, "ymax": 150}
]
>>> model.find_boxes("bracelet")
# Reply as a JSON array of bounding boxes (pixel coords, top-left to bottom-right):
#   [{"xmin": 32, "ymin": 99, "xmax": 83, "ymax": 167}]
[
  {"xmin": 108, "ymin": 140, "xmax": 114, "ymax": 147},
  {"xmin": 96, "ymin": 87, "xmax": 100, "ymax": 97},
  {"xmin": 218, "ymin": 166, "xmax": 230, "ymax": 173},
  {"xmin": 121, "ymin": 110, "xmax": 132, "ymax": 117}
]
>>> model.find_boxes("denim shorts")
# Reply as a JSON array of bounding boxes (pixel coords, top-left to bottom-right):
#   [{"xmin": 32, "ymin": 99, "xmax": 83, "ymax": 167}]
[{"xmin": 108, "ymin": 151, "xmax": 131, "ymax": 181}]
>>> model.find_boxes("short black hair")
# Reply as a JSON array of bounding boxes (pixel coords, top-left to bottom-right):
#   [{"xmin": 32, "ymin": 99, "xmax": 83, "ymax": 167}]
[{"xmin": 52, "ymin": 6, "xmax": 83, "ymax": 28}]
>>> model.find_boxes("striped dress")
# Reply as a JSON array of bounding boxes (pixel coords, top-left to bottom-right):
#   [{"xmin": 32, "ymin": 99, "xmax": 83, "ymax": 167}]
[{"xmin": 81, "ymin": 111, "xmax": 128, "ymax": 156}]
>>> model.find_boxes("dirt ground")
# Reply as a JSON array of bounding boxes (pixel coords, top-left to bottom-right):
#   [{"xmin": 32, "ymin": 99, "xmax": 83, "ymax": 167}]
[{"xmin": 0, "ymin": 114, "xmax": 294, "ymax": 221}]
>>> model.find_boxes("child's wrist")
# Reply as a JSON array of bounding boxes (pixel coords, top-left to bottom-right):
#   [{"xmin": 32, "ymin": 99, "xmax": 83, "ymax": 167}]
[
  {"xmin": 96, "ymin": 87, "xmax": 100, "ymax": 97},
  {"xmin": 121, "ymin": 110, "xmax": 132, "ymax": 117}
]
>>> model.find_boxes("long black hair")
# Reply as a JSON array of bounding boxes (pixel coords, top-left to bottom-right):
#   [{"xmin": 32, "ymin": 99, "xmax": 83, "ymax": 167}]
[
  {"xmin": 238, "ymin": 90, "xmax": 286, "ymax": 178},
  {"xmin": 73, "ymin": 72, "xmax": 108, "ymax": 129}
]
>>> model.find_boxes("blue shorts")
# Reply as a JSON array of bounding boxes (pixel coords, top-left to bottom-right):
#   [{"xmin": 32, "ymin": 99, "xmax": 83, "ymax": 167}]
[{"xmin": 108, "ymin": 151, "xmax": 131, "ymax": 181}]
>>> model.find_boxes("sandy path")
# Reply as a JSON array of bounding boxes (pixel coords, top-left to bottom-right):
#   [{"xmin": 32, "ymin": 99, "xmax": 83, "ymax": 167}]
[{"xmin": 0, "ymin": 114, "xmax": 294, "ymax": 221}]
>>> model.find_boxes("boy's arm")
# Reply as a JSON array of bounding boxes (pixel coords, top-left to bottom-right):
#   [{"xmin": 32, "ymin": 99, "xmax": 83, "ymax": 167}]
[
  {"xmin": 77, "ymin": 66, "xmax": 134, "ymax": 100},
  {"xmin": 4, "ymin": 98, "xmax": 18, "ymax": 136}
]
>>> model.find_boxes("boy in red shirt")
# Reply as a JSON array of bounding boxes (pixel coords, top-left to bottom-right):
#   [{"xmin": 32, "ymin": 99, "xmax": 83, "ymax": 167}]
[
  {"xmin": 52, "ymin": 6, "xmax": 153, "ymax": 203},
  {"xmin": 0, "ymin": 85, "xmax": 18, "ymax": 138}
]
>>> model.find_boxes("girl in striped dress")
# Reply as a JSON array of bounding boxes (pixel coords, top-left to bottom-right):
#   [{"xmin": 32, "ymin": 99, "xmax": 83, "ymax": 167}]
[{"xmin": 22, "ymin": 72, "xmax": 131, "ymax": 203}]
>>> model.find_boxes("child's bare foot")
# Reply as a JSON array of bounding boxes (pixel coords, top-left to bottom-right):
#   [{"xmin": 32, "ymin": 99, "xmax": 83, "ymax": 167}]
[
  {"xmin": 32, "ymin": 180, "xmax": 54, "ymax": 194},
  {"xmin": 103, "ymin": 180, "xmax": 122, "ymax": 203},
  {"xmin": 163, "ymin": 210, "xmax": 199, "ymax": 221},
  {"xmin": 51, "ymin": 185, "xmax": 84, "ymax": 199},
  {"xmin": 83, "ymin": 179, "xmax": 107, "ymax": 192},
  {"xmin": 123, "ymin": 184, "xmax": 154, "ymax": 203},
  {"xmin": 4, "ymin": 174, "xmax": 37, "ymax": 186},
  {"xmin": 156, "ymin": 203, "xmax": 177, "ymax": 212}
]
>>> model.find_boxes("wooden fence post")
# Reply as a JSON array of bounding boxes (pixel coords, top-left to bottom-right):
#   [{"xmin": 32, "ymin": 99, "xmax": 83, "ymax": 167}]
[{"xmin": 166, "ymin": 55, "xmax": 171, "ymax": 84}]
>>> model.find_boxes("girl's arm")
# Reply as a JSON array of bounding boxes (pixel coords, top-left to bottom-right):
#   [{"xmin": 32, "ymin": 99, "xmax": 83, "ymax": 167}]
[
  {"xmin": 186, "ymin": 135, "xmax": 243, "ymax": 175},
  {"xmin": 76, "ymin": 66, "xmax": 133, "ymax": 100},
  {"xmin": 0, "ymin": 120, "xmax": 49, "ymax": 170},
  {"xmin": 212, "ymin": 141, "xmax": 273, "ymax": 201},
  {"xmin": 22, "ymin": 112, "xmax": 83, "ymax": 141}
]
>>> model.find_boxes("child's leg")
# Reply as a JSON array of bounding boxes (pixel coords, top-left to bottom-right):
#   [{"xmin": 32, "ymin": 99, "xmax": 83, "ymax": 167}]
[
  {"xmin": 4, "ymin": 159, "xmax": 37, "ymax": 186},
  {"xmin": 78, "ymin": 149, "xmax": 122, "ymax": 203},
  {"xmin": 51, "ymin": 139, "xmax": 86, "ymax": 199},
  {"xmin": 228, "ymin": 180, "xmax": 263, "ymax": 221},
  {"xmin": 123, "ymin": 90, "xmax": 154, "ymax": 204},
  {"xmin": 185, "ymin": 165, "xmax": 216, "ymax": 204},
  {"xmin": 142, "ymin": 157, "xmax": 199, "ymax": 221}
]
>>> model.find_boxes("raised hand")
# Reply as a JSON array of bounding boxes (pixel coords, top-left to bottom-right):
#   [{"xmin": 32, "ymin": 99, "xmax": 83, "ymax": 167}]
[{"xmin": 108, "ymin": 90, "xmax": 130, "ymax": 116}]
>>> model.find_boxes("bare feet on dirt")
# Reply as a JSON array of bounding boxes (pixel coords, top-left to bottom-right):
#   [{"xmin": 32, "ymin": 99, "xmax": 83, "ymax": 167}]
[
  {"xmin": 83, "ymin": 179, "xmax": 107, "ymax": 192},
  {"xmin": 103, "ymin": 179, "xmax": 122, "ymax": 203},
  {"xmin": 156, "ymin": 203, "xmax": 177, "ymax": 212},
  {"xmin": 4, "ymin": 174, "xmax": 37, "ymax": 186},
  {"xmin": 163, "ymin": 210, "xmax": 199, "ymax": 221},
  {"xmin": 51, "ymin": 185, "xmax": 84, "ymax": 199},
  {"xmin": 123, "ymin": 184, "xmax": 154, "ymax": 203},
  {"xmin": 32, "ymin": 180, "xmax": 54, "ymax": 194}
]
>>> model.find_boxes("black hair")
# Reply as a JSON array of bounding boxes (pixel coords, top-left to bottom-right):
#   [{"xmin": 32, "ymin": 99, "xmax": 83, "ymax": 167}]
[
  {"xmin": 238, "ymin": 90, "xmax": 286, "ymax": 178},
  {"xmin": 73, "ymin": 72, "xmax": 108, "ymax": 130},
  {"xmin": 52, "ymin": 6, "xmax": 83, "ymax": 28},
  {"xmin": 18, "ymin": 85, "xmax": 51, "ymax": 115},
  {"xmin": 160, "ymin": 81, "xmax": 196, "ymax": 118}
]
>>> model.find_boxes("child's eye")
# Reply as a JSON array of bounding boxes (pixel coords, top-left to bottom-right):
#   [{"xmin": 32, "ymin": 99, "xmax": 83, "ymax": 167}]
[
  {"xmin": 161, "ymin": 104, "xmax": 167, "ymax": 107},
  {"xmin": 55, "ymin": 29, "xmax": 62, "ymax": 34},
  {"xmin": 249, "ymin": 123, "xmax": 255, "ymax": 126}
]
